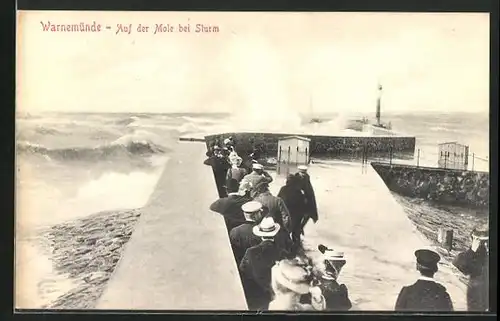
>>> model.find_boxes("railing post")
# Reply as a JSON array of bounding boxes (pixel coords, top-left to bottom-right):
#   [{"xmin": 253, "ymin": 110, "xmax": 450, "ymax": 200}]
[
  {"xmin": 287, "ymin": 146, "xmax": 291, "ymax": 176},
  {"xmin": 438, "ymin": 228, "xmax": 454, "ymax": 252},
  {"xmin": 472, "ymin": 153, "xmax": 475, "ymax": 171},
  {"xmin": 417, "ymin": 149, "xmax": 420, "ymax": 167},
  {"xmin": 278, "ymin": 146, "xmax": 282, "ymax": 175}
]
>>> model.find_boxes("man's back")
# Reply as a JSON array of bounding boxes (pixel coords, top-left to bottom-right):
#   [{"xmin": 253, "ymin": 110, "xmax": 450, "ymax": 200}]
[
  {"xmin": 210, "ymin": 194, "xmax": 251, "ymax": 230},
  {"xmin": 229, "ymin": 223, "xmax": 261, "ymax": 263},
  {"xmin": 254, "ymin": 192, "xmax": 291, "ymax": 231},
  {"xmin": 239, "ymin": 240, "xmax": 286, "ymax": 292},
  {"xmin": 395, "ymin": 279, "xmax": 454, "ymax": 311}
]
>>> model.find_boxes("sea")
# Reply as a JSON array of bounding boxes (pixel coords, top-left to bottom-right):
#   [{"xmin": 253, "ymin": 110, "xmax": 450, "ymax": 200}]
[{"xmin": 15, "ymin": 111, "xmax": 489, "ymax": 308}]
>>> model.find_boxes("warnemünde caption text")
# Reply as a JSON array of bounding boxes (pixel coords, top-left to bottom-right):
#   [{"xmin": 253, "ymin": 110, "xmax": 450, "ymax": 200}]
[{"xmin": 40, "ymin": 21, "xmax": 220, "ymax": 34}]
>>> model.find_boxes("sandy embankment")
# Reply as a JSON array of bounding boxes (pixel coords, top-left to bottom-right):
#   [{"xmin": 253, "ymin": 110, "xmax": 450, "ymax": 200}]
[
  {"xmin": 269, "ymin": 162, "xmax": 467, "ymax": 311},
  {"xmin": 391, "ymin": 194, "xmax": 488, "ymax": 284},
  {"xmin": 19, "ymin": 209, "xmax": 142, "ymax": 309}
]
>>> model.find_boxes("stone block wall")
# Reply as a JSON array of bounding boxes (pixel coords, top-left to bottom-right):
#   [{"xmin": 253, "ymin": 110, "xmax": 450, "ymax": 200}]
[
  {"xmin": 371, "ymin": 162, "xmax": 489, "ymax": 208},
  {"xmin": 204, "ymin": 132, "xmax": 416, "ymax": 158}
]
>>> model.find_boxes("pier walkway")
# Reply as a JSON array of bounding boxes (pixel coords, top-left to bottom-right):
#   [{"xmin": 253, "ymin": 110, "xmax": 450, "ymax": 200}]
[
  {"xmin": 269, "ymin": 161, "xmax": 467, "ymax": 311},
  {"xmin": 98, "ymin": 138, "xmax": 466, "ymax": 311},
  {"xmin": 97, "ymin": 142, "xmax": 247, "ymax": 310}
]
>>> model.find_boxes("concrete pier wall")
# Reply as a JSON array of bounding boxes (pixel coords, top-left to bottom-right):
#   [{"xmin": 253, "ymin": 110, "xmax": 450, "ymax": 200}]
[
  {"xmin": 97, "ymin": 142, "xmax": 247, "ymax": 310},
  {"xmin": 371, "ymin": 162, "xmax": 489, "ymax": 208},
  {"xmin": 204, "ymin": 132, "xmax": 415, "ymax": 158}
]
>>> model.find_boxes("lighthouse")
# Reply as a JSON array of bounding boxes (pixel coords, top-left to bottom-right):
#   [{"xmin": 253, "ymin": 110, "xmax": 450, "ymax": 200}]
[{"xmin": 376, "ymin": 83, "xmax": 382, "ymax": 126}]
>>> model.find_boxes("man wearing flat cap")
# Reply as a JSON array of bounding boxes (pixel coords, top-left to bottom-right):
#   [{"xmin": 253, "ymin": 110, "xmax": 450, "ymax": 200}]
[
  {"xmin": 395, "ymin": 249, "xmax": 454, "ymax": 311},
  {"xmin": 453, "ymin": 224, "xmax": 489, "ymax": 311}
]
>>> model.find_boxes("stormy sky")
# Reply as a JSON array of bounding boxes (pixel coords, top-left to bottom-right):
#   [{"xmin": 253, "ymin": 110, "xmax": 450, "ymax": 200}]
[{"xmin": 17, "ymin": 11, "xmax": 489, "ymax": 115}]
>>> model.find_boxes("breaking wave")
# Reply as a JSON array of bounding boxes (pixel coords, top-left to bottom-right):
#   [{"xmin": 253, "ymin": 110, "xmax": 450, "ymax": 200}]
[
  {"xmin": 429, "ymin": 126, "xmax": 459, "ymax": 132},
  {"xmin": 114, "ymin": 116, "xmax": 141, "ymax": 126},
  {"xmin": 17, "ymin": 138, "xmax": 168, "ymax": 162}
]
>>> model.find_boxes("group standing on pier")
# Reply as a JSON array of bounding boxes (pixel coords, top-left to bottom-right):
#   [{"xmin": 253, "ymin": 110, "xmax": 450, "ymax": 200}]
[{"xmin": 204, "ymin": 138, "xmax": 489, "ymax": 312}]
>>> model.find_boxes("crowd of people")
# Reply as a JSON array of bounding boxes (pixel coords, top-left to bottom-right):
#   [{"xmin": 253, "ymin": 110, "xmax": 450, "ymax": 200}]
[{"xmin": 203, "ymin": 137, "xmax": 489, "ymax": 312}]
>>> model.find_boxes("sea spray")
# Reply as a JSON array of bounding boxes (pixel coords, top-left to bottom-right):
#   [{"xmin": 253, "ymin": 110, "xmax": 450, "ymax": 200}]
[
  {"xmin": 17, "ymin": 159, "xmax": 168, "ymax": 229},
  {"xmin": 16, "ymin": 240, "xmax": 81, "ymax": 309}
]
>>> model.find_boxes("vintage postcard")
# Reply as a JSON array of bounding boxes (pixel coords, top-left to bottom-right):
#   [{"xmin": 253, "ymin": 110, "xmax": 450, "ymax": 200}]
[{"xmin": 15, "ymin": 11, "xmax": 490, "ymax": 312}]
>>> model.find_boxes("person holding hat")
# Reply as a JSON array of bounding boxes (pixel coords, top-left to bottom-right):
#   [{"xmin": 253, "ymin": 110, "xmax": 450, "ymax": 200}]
[
  {"xmin": 240, "ymin": 163, "xmax": 273, "ymax": 195},
  {"xmin": 294, "ymin": 165, "xmax": 319, "ymax": 234},
  {"xmin": 210, "ymin": 179, "xmax": 252, "ymax": 232},
  {"xmin": 239, "ymin": 217, "xmax": 289, "ymax": 310},
  {"xmin": 268, "ymin": 259, "xmax": 326, "ymax": 311},
  {"xmin": 395, "ymin": 249, "xmax": 454, "ymax": 311},
  {"xmin": 229, "ymin": 201, "xmax": 265, "ymax": 265},
  {"xmin": 453, "ymin": 224, "xmax": 489, "ymax": 311},
  {"xmin": 312, "ymin": 244, "xmax": 352, "ymax": 311}
]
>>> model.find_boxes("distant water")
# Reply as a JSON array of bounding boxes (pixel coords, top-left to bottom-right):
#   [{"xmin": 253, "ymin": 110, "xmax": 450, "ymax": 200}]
[{"xmin": 15, "ymin": 111, "xmax": 489, "ymax": 308}]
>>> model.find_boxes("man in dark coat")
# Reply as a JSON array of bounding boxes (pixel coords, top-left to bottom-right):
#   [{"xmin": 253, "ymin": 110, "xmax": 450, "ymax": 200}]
[
  {"xmin": 239, "ymin": 217, "xmax": 289, "ymax": 311},
  {"xmin": 395, "ymin": 249, "xmax": 454, "ymax": 311},
  {"xmin": 203, "ymin": 146, "xmax": 231, "ymax": 198},
  {"xmin": 209, "ymin": 179, "xmax": 252, "ymax": 232},
  {"xmin": 253, "ymin": 181, "xmax": 291, "ymax": 233},
  {"xmin": 278, "ymin": 174, "xmax": 308, "ymax": 249},
  {"xmin": 229, "ymin": 201, "xmax": 264, "ymax": 265},
  {"xmin": 294, "ymin": 166, "xmax": 318, "ymax": 233},
  {"xmin": 452, "ymin": 225, "xmax": 489, "ymax": 311}
]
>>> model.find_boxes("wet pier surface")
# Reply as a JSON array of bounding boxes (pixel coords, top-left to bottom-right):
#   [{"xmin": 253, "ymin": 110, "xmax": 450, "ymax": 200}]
[
  {"xmin": 98, "ymin": 140, "xmax": 466, "ymax": 311},
  {"xmin": 97, "ymin": 142, "xmax": 247, "ymax": 310},
  {"xmin": 269, "ymin": 161, "xmax": 467, "ymax": 311}
]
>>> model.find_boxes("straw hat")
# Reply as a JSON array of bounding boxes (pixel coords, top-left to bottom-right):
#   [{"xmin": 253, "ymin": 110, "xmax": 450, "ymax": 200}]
[
  {"xmin": 253, "ymin": 217, "xmax": 280, "ymax": 237},
  {"xmin": 272, "ymin": 260, "xmax": 312, "ymax": 295},
  {"xmin": 298, "ymin": 165, "xmax": 308, "ymax": 172}
]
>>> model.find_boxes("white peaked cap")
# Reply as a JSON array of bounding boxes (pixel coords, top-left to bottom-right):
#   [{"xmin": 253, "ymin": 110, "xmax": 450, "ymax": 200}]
[
  {"xmin": 298, "ymin": 165, "xmax": 308, "ymax": 171},
  {"xmin": 241, "ymin": 201, "xmax": 263, "ymax": 213},
  {"xmin": 252, "ymin": 163, "xmax": 264, "ymax": 170}
]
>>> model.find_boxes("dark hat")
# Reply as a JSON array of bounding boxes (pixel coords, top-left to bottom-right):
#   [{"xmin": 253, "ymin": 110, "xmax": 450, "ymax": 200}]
[
  {"xmin": 471, "ymin": 224, "xmax": 489, "ymax": 240},
  {"xmin": 318, "ymin": 244, "xmax": 332, "ymax": 254},
  {"xmin": 415, "ymin": 249, "xmax": 440, "ymax": 270}
]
